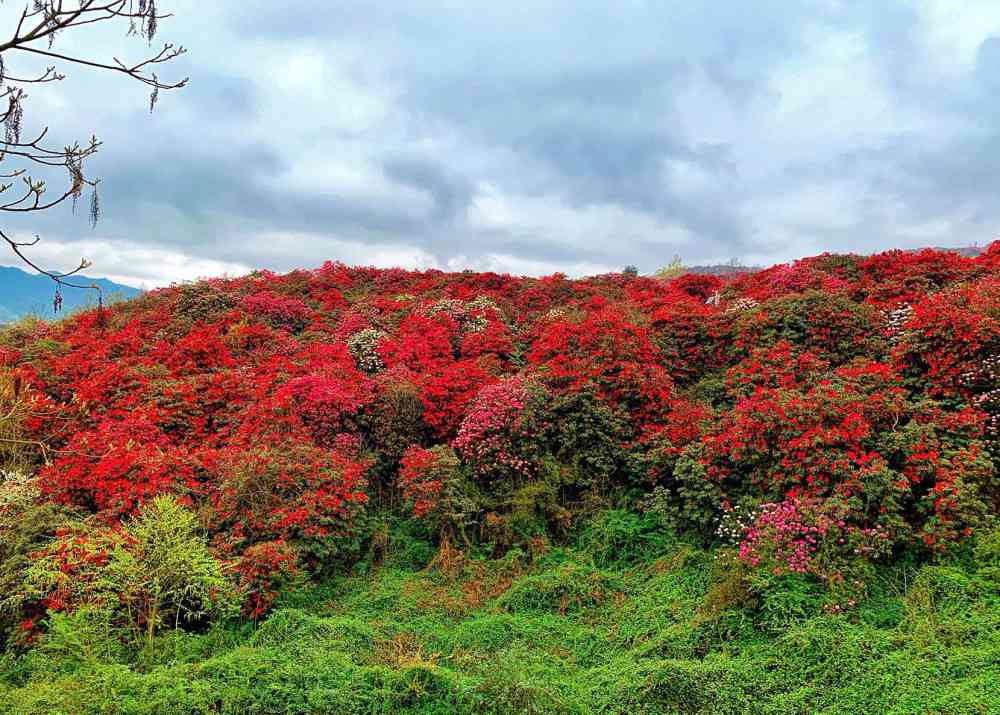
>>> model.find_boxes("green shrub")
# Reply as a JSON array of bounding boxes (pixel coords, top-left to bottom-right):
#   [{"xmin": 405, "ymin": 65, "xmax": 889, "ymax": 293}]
[
  {"xmin": 641, "ymin": 443, "xmax": 722, "ymax": 540},
  {"xmin": 749, "ymin": 572, "xmax": 826, "ymax": 632},
  {"xmin": 576, "ymin": 509, "xmax": 675, "ymax": 568},
  {"xmin": 0, "ymin": 472, "xmax": 79, "ymax": 647},
  {"xmin": 20, "ymin": 496, "xmax": 236, "ymax": 648},
  {"xmin": 534, "ymin": 390, "xmax": 633, "ymax": 491},
  {"xmin": 497, "ymin": 563, "xmax": 623, "ymax": 615}
]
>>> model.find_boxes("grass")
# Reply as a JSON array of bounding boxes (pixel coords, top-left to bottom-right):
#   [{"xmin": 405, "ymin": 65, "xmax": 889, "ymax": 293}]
[{"xmin": 1, "ymin": 512, "xmax": 999, "ymax": 714}]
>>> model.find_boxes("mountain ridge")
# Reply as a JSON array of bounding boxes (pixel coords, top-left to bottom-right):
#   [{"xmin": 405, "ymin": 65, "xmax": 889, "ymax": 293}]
[{"xmin": 0, "ymin": 265, "xmax": 140, "ymax": 322}]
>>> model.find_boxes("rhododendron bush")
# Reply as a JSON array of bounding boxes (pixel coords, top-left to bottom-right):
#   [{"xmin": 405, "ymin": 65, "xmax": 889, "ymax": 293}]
[{"xmin": 2, "ymin": 243, "xmax": 1000, "ymax": 633}]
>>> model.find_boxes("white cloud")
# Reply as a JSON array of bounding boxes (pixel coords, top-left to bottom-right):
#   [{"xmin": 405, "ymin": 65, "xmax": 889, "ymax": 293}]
[
  {"xmin": 1, "ymin": 236, "xmax": 253, "ymax": 289},
  {"xmin": 466, "ymin": 184, "xmax": 693, "ymax": 254},
  {"xmin": 3, "ymin": 0, "xmax": 1000, "ymax": 285}
]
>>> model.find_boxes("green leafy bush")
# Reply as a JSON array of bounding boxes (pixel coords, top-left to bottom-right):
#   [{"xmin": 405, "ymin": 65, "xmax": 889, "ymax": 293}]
[{"xmin": 20, "ymin": 496, "xmax": 236, "ymax": 647}]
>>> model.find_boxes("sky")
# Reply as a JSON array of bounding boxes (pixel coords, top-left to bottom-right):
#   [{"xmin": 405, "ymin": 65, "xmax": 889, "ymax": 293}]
[{"xmin": 3, "ymin": 0, "xmax": 1000, "ymax": 288}]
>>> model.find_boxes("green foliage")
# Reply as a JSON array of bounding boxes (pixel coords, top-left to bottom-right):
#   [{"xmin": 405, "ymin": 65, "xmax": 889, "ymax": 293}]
[
  {"xmin": 654, "ymin": 255, "xmax": 685, "ymax": 280},
  {"xmin": 19, "ymin": 496, "xmax": 236, "ymax": 648},
  {"xmin": 0, "ymin": 471, "xmax": 78, "ymax": 646},
  {"xmin": 367, "ymin": 381, "xmax": 428, "ymax": 475},
  {"xmin": 576, "ymin": 508, "xmax": 676, "ymax": 568},
  {"xmin": 399, "ymin": 445, "xmax": 480, "ymax": 544},
  {"xmin": 172, "ymin": 282, "xmax": 236, "ymax": 325},
  {"xmin": 484, "ymin": 475, "xmax": 567, "ymax": 548},
  {"xmin": 1, "ymin": 530, "xmax": 1000, "ymax": 713},
  {"xmin": 974, "ymin": 520, "xmax": 1000, "ymax": 582},
  {"xmin": 111, "ymin": 496, "xmax": 238, "ymax": 642},
  {"xmin": 535, "ymin": 390, "xmax": 633, "ymax": 491},
  {"xmin": 641, "ymin": 443, "xmax": 722, "ymax": 539},
  {"xmin": 496, "ymin": 562, "xmax": 623, "ymax": 615},
  {"xmin": 30, "ymin": 607, "xmax": 129, "ymax": 672},
  {"xmin": 731, "ymin": 289, "xmax": 883, "ymax": 365}
]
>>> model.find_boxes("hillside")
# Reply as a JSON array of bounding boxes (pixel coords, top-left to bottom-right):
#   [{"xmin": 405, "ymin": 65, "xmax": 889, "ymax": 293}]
[
  {"xmin": 0, "ymin": 266, "xmax": 140, "ymax": 322},
  {"xmin": 1, "ymin": 248, "xmax": 1000, "ymax": 713}
]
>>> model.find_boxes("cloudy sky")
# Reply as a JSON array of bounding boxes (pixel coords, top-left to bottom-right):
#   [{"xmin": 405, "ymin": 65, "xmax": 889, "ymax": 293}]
[{"xmin": 3, "ymin": 0, "xmax": 1000, "ymax": 287}]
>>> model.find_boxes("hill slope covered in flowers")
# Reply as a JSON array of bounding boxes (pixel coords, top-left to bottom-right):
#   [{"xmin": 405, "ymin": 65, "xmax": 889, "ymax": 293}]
[{"xmin": 1, "ymin": 247, "xmax": 1000, "ymax": 713}]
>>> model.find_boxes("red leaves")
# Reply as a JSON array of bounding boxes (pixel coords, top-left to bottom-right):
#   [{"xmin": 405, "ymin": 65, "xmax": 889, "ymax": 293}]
[
  {"xmin": 240, "ymin": 291, "xmax": 311, "ymax": 331},
  {"xmin": 40, "ymin": 410, "xmax": 198, "ymax": 518},
  {"xmin": 399, "ymin": 446, "xmax": 442, "ymax": 517},
  {"xmin": 527, "ymin": 305, "xmax": 675, "ymax": 425},
  {"xmin": 7, "ymin": 243, "xmax": 1000, "ymax": 574}
]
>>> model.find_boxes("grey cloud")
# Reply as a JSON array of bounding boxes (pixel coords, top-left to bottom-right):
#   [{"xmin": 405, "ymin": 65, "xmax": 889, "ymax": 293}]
[
  {"xmin": 4, "ymin": 0, "xmax": 1000, "ymax": 284},
  {"xmin": 380, "ymin": 154, "xmax": 475, "ymax": 223}
]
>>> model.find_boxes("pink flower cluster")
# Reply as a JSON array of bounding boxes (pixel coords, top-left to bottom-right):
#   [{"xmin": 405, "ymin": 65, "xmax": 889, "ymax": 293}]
[
  {"xmin": 452, "ymin": 376, "xmax": 539, "ymax": 481},
  {"xmin": 737, "ymin": 496, "xmax": 840, "ymax": 575}
]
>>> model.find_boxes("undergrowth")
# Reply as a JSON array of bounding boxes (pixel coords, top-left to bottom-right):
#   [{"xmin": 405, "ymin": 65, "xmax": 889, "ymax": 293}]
[{"xmin": 1, "ymin": 511, "xmax": 997, "ymax": 714}]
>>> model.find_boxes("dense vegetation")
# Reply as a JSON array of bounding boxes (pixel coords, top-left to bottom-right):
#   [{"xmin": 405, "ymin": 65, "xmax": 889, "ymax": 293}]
[{"xmin": 1, "ymin": 247, "xmax": 999, "ymax": 713}]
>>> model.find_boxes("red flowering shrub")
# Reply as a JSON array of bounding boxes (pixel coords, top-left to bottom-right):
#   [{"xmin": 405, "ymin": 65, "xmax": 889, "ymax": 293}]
[
  {"xmin": 210, "ymin": 444, "xmax": 370, "ymax": 565},
  {"xmin": 40, "ymin": 410, "xmax": 198, "ymax": 517},
  {"xmin": 379, "ymin": 313, "xmax": 457, "ymax": 373},
  {"xmin": 857, "ymin": 249, "xmax": 973, "ymax": 305},
  {"xmin": 6, "ymin": 245, "xmax": 1000, "ymax": 605},
  {"xmin": 527, "ymin": 305, "xmax": 675, "ymax": 426},
  {"xmin": 703, "ymin": 362, "xmax": 904, "ymax": 500},
  {"xmin": 234, "ymin": 540, "xmax": 302, "ymax": 620},
  {"xmin": 398, "ymin": 445, "xmax": 477, "ymax": 541},
  {"xmin": 459, "ymin": 319, "xmax": 514, "ymax": 360},
  {"xmin": 704, "ymin": 359, "xmax": 995, "ymax": 552},
  {"xmin": 279, "ymin": 372, "xmax": 375, "ymax": 447},
  {"xmin": 668, "ymin": 273, "xmax": 724, "ymax": 301},
  {"xmin": 452, "ymin": 376, "xmax": 547, "ymax": 483},
  {"xmin": 420, "ymin": 357, "xmax": 499, "ymax": 439},
  {"xmin": 651, "ymin": 293, "xmax": 725, "ymax": 383},
  {"xmin": 724, "ymin": 342, "xmax": 830, "ymax": 397},
  {"xmin": 892, "ymin": 279, "xmax": 1000, "ymax": 397},
  {"xmin": 156, "ymin": 323, "xmax": 235, "ymax": 372},
  {"xmin": 240, "ymin": 291, "xmax": 311, "ymax": 332},
  {"xmin": 732, "ymin": 261, "xmax": 850, "ymax": 301}
]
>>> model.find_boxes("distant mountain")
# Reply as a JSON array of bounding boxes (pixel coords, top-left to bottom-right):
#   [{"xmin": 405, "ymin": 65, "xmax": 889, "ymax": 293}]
[
  {"xmin": 0, "ymin": 265, "xmax": 140, "ymax": 323},
  {"xmin": 684, "ymin": 263, "xmax": 762, "ymax": 276},
  {"xmin": 682, "ymin": 246, "xmax": 985, "ymax": 276},
  {"xmin": 915, "ymin": 245, "xmax": 984, "ymax": 257}
]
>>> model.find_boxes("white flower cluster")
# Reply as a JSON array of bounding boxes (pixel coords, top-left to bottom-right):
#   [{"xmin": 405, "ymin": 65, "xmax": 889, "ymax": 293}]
[
  {"xmin": 715, "ymin": 504, "xmax": 760, "ymax": 544},
  {"xmin": 883, "ymin": 302, "xmax": 913, "ymax": 342},
  {"xmin": 424, "ymin": 298, "xmax": 466, "ymax": 322},
  {"xmin": 424, "ymin": 296, "xmax": 504, "ymax": 334},
  {"xmin": 347, "ymin": 328, "xmax": 388, "ymax": 373},
  {"xmin": 543, "ymin": 306, "xmax": 570, "ymax": 322},
  {"xmin": 723, "ymin": 297, "xmax": 759, "ymax": 314},
  {"xmin": 966, "ymin": 354, "xmax": 1000, "ymax": 438},
  {"xmin": 0, "ymin": 469, "xmax": 38, "ymax": 510},
  {"xmin": 465, "ymin": 296, "xmax": 503, "ymax": 333}
]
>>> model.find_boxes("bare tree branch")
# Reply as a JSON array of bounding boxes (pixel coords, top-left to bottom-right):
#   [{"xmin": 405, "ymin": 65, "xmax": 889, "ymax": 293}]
[{"xmin": 0, "ymin": 0, "xmax": 186, "ymax": 312}]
